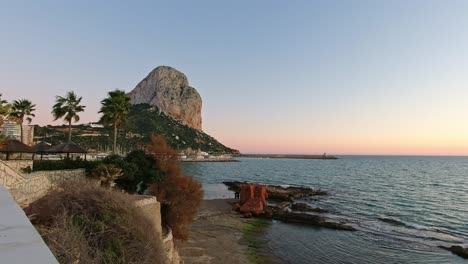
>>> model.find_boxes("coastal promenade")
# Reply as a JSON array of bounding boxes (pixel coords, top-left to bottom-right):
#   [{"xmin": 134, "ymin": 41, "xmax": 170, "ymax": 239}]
[{"xmin": 0, "ymin": 186, "xmax": 58, "ymax": 264}]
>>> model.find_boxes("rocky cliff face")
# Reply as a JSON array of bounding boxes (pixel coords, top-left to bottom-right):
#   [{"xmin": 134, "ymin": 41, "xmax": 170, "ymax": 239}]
[{"xmin": 128, "ymin": 66, "xmax": 202, "ymax": 130}]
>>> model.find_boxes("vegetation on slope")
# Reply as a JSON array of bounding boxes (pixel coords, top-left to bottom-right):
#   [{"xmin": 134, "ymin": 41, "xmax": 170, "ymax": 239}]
[
  {"xmin": 27, "ymin": 182, "xmax": 168, "ymax": 264},
  {"xmin": 32, "ymin": 135, "xmax": 204, "ymax": 241},
  {"xmin": 35, "ymin": 104, "xmax": 238, "ymax": 154}
]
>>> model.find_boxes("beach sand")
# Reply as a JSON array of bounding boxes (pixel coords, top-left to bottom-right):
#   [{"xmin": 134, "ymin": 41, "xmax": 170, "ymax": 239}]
[{"xmin": 176, "ymin": 199, "xmax": 250, "ymax": 264}]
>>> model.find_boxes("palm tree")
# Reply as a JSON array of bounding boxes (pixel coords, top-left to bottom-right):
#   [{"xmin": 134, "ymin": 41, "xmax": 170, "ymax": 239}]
[
  {"xmin": 0, "ymin": 93, "xmax": 11, "ymax": 127},
  {"xmin": 99, "ymin": 89, "xmax": 130, "ymax": 154},
  {"xmin": 0, "ymin": 94, "xmax": 9, "ymax": 144},
  {"xmin": 0, "ymin": 93, "xmax": 9, "ymax": 113},
  {"xmin": 52, "ymin": 91, "xmax": 86, "ymax": 142},
  {"xmin": 10, "ymin": 99, "xmax": 36, "ymax": 143}
]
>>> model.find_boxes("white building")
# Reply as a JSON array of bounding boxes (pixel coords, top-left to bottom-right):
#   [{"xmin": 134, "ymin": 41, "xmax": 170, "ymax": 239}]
[
  {"xmin": 87, "ymin": 122, "xmax": 104, "ymax": 128},
  {"xmin": 0, "ymin": 123, "xmax": 35, "ymax": 146},
  {"xmin": 1, "ymin": 123, "xmax": 20, "ymax": 139}
]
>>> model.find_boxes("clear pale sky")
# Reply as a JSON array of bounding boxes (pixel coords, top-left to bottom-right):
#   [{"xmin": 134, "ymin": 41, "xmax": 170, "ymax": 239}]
[{"xmin": 1, "ymin": 1, "xmax": 468, "ymax": 155}]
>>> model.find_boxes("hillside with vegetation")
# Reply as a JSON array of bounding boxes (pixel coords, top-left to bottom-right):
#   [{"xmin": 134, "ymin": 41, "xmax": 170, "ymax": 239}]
[{"xmin": 35, "ymin": 104, "xmax": 239, "ymax": 154}]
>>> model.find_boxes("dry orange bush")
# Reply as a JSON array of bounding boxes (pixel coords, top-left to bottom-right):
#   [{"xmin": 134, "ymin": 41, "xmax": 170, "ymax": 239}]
[{"xmin": 147, "ymin": 134, "xmax": 203, "ymax": 240}]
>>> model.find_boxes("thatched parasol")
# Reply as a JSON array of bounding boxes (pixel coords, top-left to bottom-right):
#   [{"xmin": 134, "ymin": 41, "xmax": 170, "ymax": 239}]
[
  {"xmin": 0, "ymin": 138, "xmax": 35, "ymax": 160},
  {"xmin": 33, "ymin": 141, "xmax": 52, "ymax": 160},
  {"xmin": 47, "ymin": 141, "xmax": 87, "ymax": 159}
]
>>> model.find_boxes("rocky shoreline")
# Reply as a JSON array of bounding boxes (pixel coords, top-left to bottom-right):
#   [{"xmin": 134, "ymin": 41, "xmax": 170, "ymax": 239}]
[
  {"xmin": 223, "ymin": 181, "xmax": 327, "ymax": 201},
  {"xmin": 223, "ymin": 181, "xmax": 355, "ymax": 231},
  {"xmin": 439, "ymin": 245, "xmax": 468, "ymax": 259}
]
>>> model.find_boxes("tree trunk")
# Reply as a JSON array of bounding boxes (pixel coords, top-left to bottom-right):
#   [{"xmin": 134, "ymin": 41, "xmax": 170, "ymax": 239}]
[
  {"xmin": 20, "ymin": 121, "xmax": 24, "ymax": 143},
  {"xmin": 68, "ymin": 120, "xmax": 72, "ymax": 142},
  {"xmin": 113, "ymin": 123, "xmax": 117, "ymax": 154}
]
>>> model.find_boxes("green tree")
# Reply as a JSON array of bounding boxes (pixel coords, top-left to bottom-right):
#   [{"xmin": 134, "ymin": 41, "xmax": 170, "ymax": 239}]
[
  {"xmin": 99, "ymin": 89, "xmax": 130, "ymax": 154},
  {"xmin": 52, "ymin": 91, "xmax": 86, "ymax": 142},
  {"xmin": 10, "ymin": 99, "xmax": 36, "ymax": 143},
  {"xmin": 0, "ymin": 93, "xmax": 10, "ymax": 116},
  {"xmin": 0, "ymin": 94, "xmax": 11, "ymax": 144},
  {"xmin": 0, "ymin": 93, "xmax": 11, "ymax": 127}
]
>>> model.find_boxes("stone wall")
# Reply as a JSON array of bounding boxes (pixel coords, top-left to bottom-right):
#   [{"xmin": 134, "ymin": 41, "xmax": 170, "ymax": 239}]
[
  {"xmin": 134, "ymin": 195, "xmax": 163, "ymax": 236},
  {"xmin": 8, "ymin": 169, "xmax": 86, "ymax": 206},
  {"xmin": 0, "ymin": 159, "xmax": 180, "ymax": 263},
  {"xmin": 3, "ymin": 160, "xmax": 34, "ymax": 172},
  {"xmin": 163, "ymin": 228, "xmax": 182, "ymax": 264},
  {"xmin": 134, "ymin": 195, "xmax": 181, "ymax": 264},
  {"xmin": 0, "ymin": 160, "xmax": 27, "ymax": 189},
  {"xmin": 0, "ymin": 160, "xmax": 87, "ymax": 205}
]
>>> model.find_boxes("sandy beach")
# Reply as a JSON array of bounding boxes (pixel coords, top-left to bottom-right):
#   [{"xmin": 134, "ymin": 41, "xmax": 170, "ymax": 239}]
[{"xmin": 176, "ymin": 199, "xmax": 251, "ymax": 264}]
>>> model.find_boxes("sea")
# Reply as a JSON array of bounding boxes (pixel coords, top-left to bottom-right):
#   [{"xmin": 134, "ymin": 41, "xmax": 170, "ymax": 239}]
[{"xmin": 182, "ymin": 156, "xmax": 468, "ymax": 264}]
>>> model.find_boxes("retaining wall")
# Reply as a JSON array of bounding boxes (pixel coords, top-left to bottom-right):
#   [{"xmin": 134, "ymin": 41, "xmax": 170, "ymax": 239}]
[
  {"xmin": 9, "ymin": 169, "xmax": 86, "ymax": 206},
  {"xmin": 0, "ymin": 159, "xmax": 178, "ymax": 263}
]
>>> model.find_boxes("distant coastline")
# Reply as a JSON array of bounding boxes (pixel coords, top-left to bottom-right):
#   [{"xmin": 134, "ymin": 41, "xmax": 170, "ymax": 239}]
[{"xmin": 240, "ymin": 154, "xmax": 337, "ymax": 160}]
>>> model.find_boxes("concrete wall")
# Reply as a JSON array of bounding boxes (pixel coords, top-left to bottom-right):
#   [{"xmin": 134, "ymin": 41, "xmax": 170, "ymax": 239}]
[
  {"xmin": 134, "ymin": 195, "xmax": 163, "ymax": 236},
  {"xmin": 0, "ymin": 186, "xmax": 58, "ymax": 264},
  {"xmin": 134, "ymin": 195, "xmax": 180, "ymax": 264}
]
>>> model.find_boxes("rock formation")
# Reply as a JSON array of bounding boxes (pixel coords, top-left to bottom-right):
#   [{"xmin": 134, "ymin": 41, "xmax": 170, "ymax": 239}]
[
  {"xmin": 238, "ymin": 184, "xmax": 268, "ymax": 216},
  {"xmin": 440, "ymin": 245, "xmax": 468, "ymax": 259},
  {"xmin": 228, "ymin": 182, "xmax": 355, "ymax": 231},
  {"xmin": 128, "ymin": 66, "xmax": 202, "ymax": 130},
  {"xmin": 224, "ymin": 181, "xmax": 327, "ymax": 201},
  {"xmin": 291, "ymin": 202, "xmax": 328, "ymax": 213}
]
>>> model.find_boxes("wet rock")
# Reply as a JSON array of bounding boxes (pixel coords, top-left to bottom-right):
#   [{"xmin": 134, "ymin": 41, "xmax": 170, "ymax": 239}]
[
  {"xmin": 240, "ymin": 198, "xmax": 264, "ymax": 215},
  {"xmin": 226, "ymin": 182, "xmax": 354, "ymax": 231},
  {"xmin": 276, "ymin": 202, "xmax": 291, "ymax": 210},
  {"xmin": 224, "ymin": 181, "xmax": 326, "ymax": 202},
  {"xmin": 439, "ymin": 245, "xmax": 468, "ymax": 259},
  {"xmin": 291, "ymin": 203, "xmax": 328, "ymax": 213},
  {"xmin": 269, "ymin": 209, "xmax": 355, "ymax": 231}
]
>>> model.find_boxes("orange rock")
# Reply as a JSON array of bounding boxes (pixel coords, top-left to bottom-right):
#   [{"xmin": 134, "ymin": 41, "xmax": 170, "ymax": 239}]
[
  {"xmin": 232, "ymin": 203, "xmax": 241, "ymax": 212},
  {"xmin": 240, "ymin": 184, "xmax": 255, "ymax": 205},
  {"xmin": 238, "ymin": 184, "xmax": 269, "ymax": 215},
  {"xmin": 240, "ymin": 197, "xmax": 264, "ymax": 215},
  {"xmin": 253, "ymin": 185, "xmax": 268, "ymax": 206}
]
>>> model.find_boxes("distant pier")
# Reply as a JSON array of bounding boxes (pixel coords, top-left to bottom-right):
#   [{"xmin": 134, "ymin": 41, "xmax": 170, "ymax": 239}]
[{"xmin": 240, "ymin": 154, "xmax": 337, "ymax": 160}]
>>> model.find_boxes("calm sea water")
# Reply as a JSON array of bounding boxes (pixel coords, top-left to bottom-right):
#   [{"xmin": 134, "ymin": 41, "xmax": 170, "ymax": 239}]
[{"xmin": 182, "ymin": 156, "xmax": 468, "ymax": 263}]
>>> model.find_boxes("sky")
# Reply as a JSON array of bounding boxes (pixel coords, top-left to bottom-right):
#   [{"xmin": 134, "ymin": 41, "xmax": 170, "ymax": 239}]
[{"xmin": 1, "ymin": 0, "xmax": 468, "ymax": 155}]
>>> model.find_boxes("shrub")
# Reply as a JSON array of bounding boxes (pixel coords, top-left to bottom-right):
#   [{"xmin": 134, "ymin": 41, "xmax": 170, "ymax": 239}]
[
  {"xmin": 147, "ymin": 135, "xmax": 203, "ymax": 240},
  {"xmin": 123, "ymin": 150, "xmax": 163, "ymax": 193},
  {"xmin": 27, "ymin": 182, "xmax": 168, "ymax": 264},
  {"xmin": 146, "ymin": 134, "xmax": 180, "ymax": 174},
  {"xmin": 105, "ymin": 150, "xmax": 163, "ymax": 193},
  {"xmin": 89, "ymin": 163, "xmax": 123, "ymax": 188},
  {"xmin": 148, "ymin": 173, "xmax": 203, "ymax": 240},
  {"xmin": 33, "ymin": 159, "xmax": 100, "ymax": 174}
]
